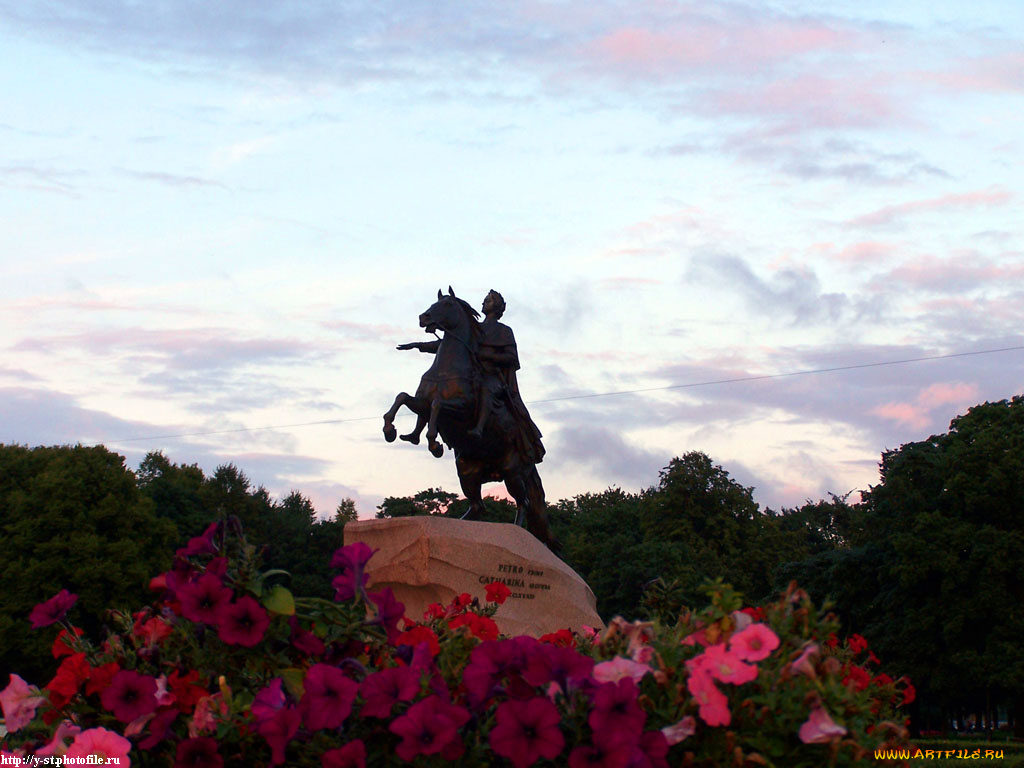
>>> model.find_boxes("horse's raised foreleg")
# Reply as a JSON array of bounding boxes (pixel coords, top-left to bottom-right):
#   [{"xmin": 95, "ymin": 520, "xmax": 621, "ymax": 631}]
[
  {"xmin": 383, "ymin": 392, "xmax": 423, "ymax": 443},
  {"xmin": 425, "ymin": 397, "xmax": 444, "ymax": 458}
]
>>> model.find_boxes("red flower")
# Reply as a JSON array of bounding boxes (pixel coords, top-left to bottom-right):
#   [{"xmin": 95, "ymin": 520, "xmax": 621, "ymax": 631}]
[
  {"xmin": 395, "ymin": 624, "xmax": 440, "ymax": 656},
  {"xmin": 388, "ymin": 696, "xmax": 469, "ymax": 761},
  {"xmin": 740, "ymin": 606, "xmax": 766, "ymax": 621},
  {"xmin": 359, "ymin": 666, "xmax": 420, "ymax": 718},
  {"xmin": 257, "ymin": 706, "xmax": 301, "ymax": 766},
  {"xmin": 51, "ymin": 627, "xmax": 84, "ymax": 658},
  {"xmin": 216, "ymin": 596, "xmax": 270, "ymax": 647},
  {"xmin": 322, "ymin": 740, "xmax": 366, "ymax": 768},
  {"xmin": 179, "ymin": 573, "xmax": 232, "ymax": 625},
  {"xmin": 46, "ymin": 653, "xmax": 91, "ymax": 709},
  {"xmin": 539, "ymin": 629, "xmax": 575, "ymax": 648},
  {"xmin": 168, "ymin": 670, "xmax": 207, "ymax": 713},
  {"xmin": 100, "ymin": 670, "xmax": 158, "ymax": 723},
  {"xmin": 449, "ymin": 612, "xmax": 499, "ymax": 641},
  {"xmin": 825, "ymin": 633, "xmax": 839, "ymax": 648},
  {"xmin": 134, "ymin": 616, "xmax": 173, "ymax": 648},
  {"xmin": 300, "ymin": 664, "xmax": 358, "ymax": 731},
  {"xmin": 84, "ymin": 662, "xmax": 120, "ymax": 697},
  {"xmin": 174, "ymin": 737, "xmax": 223, "ymax": 768},
  {"xmin": 425, "ymin": 603, "xmax": 447, "ymax": 620},
  {"xmin": 589, "ymin": 679, "xmax": 645, "ymax": 748},
  {"xmin": 901, "ymin": 680, "xmax": 917, "ymax": 705},
  {"xmin": 842, "ymin": 664, "xmax": 871, "ymax": 692},
  {"xmin": 453, "ymin": 592, "xmax": 473, "ymax": 609},
  {"xmin": 872, "ymin": 673, "xmax": 894, "ymax": 687},
  {"xmin": 485, "ymin": 581, "xmax": 512, "ymax": 604},
  {"xmin": 489, "ymin": 697, "xmax": 565, "ymax": 768},
  {"xmin": 29, "ymin": 590, "xmax": 78, "ymax": 628},
  {"xmin": 847, "ymin": 634, "xmax": 869, "ymax": 654}
]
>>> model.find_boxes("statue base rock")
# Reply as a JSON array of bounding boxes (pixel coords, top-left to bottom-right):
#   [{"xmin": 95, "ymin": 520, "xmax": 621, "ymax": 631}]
[{"xmin": 344, "ymin": 517, "xmax": 604, "ymax": 638}]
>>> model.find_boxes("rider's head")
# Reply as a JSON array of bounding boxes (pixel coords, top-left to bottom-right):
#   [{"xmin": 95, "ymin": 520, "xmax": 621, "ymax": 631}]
[{"xmin": 484, "ymin": 289, "xmax": 506, "ymax": 319}]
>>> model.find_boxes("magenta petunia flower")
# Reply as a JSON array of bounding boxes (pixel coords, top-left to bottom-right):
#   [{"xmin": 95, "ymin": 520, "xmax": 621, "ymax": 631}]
[
  {"xmin": 288, "ymin": 616, "xmax": 326, "ymax": 657},
  {"xmin": 321, "ymin": 739, "xmax": 366, "ymax": 768},
  {"xmin": 64, "ymin": 728, "xmax": 131, "ymax": 766},
  {"xmin": 523, "ymin": 644, "xmax": 594, "ymax": 692},
  {"xmin": 489, "ymin": 697, "xmax": 565, "ymax": 768},
  {"xmin": 174, "ymin": 737, "xmax": 223, "ymax": 768},
  {"xmin": 100, "ymin": 669, "xmax": 159, "ymax": 723},
  {"xmin": 388, "ymin": 695, "xmax": 469, "ymax": 761},
  {"xmin": 29, "ymin": 589, "xmax": 78, "ymax": 628},
  {"xmin": 177, "ymin": 522, "xmax": 221, "ymax": 558},
  {"xmin": 359, "ymin": 666, "xmax": 420, "ymax": 718},
  {"xmin": 588, "ymin": 679, "xmax": 645, "ymax": 748},
  {"xmin": 178, "ymin": 573, "xmax": 233, "ymax": 625},
  {"xmin": 729, "ymin": 623, "xmax": 780, "ymax": 662},
  {"xmin": 330, "ymin": 542, "xmax": 375, "ymax": 601},
  {"xmin": 368, "ymin": 588, "xmax": 405, "ymax": 642},
  {"xmin": 252, "ymin": 679, "xmax": 286, "ymax": 724},
  {"xmin": 300, "ymin": 664, "xmax": 358, "ymax": 731},
  {"xmin": 258, "ymin": 705, "xmax": 301, "ymax": 766},
  {"xmin": 139, "ymin": 707, "xmax": 179, "ymax": 751},
  {"xmin": 463, "ymin": 638, "xmax": 537, "ymax": 705},
  {"xmin": 216, "ymin": 596, "xmax": 270, "ymax": 647},
  {"xmin": 631, "ymin": 730, "xmax": 670, "ymax": 768},
  {"xmin": 0, "ymin": 674, "xmax": 47, "ymax": 733},
  {"xmin": 568, "ymin": 742, "xmax": 633, "ymax": 768}
]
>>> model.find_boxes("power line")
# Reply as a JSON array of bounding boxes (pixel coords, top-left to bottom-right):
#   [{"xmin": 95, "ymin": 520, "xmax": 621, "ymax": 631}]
[{"xmin": 109, "ymin": 344, "xmax": 1024, "ymax": 444}]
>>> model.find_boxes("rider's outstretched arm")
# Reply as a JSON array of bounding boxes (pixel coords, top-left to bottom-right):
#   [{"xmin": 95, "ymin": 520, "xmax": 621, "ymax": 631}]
[{"xmin": 396, "ymin": 340, "xmax": 441, "ymax": 353}]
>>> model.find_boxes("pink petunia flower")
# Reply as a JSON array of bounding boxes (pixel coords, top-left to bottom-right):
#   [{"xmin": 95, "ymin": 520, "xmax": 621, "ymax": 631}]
[
  {"xmin": 799, "ymin": 705, "xmax": 847, "ymax": 744},
  {"xmin": 258, "ymin": 705, "xmax": 301, "ymax": 766},
  {"xmin": 388, "ymin": 695, "xmax": 469, "ymax": 761},
  {"xmin": 178, "ymin": 573, "xmax": 232, "ymax": 625},
  {"xmin": 100, "ymin": 669, "xmax": 159, "ymax": 723},
  {"xmin": 29, "ymin": 589, "xmax": 78, "ymax": 628},
  {"xmin": 300, "ymin": 664, "xmax": 358, "ymax": 731},
  {"xmin": 65, "ymin": 728, "xmax": 132, "ymax": 767},
  {"xmin": 174, "ymin": 737, "xmax": 223, "ymax": 768},
  {"xmin": 728, "ymin": 623, "xmax": 780, "ymax": 662},
  {"xmin": 593, "ymin": 656, "xmax": 651, "ymax": 685},
  {"xmin": 322, "ymin": 739, "xmax": 366, "ymax": 768},
  {"xmin": 216, "ymin": 596, "xmax": 270, "ymax": 647},
  {"xmin": 697, "ymin": 644, "xmax": 758, "ymax": 685},
  {"xmin": 489, "ymin": 697, "xmax": 565, "ymax": 768},
  {"xmin": 685, "ymin": 665, "xmax": 731, "ymax": 726},
  {"xmin": 35, "ymin": 720, "xmax": 82, "ymax": 757},
  {"xmin": 661, "ymin": 715, "xmax": 697, "ymax": 745},
  {"xmin": 790, "ymin": 643, "xmax": 820, "ymax": 679},
  {"xmin": 0, "ymin": 674, "xmax": 47, "ymax": 733},
  {"xmin": 359, "ymin": 666, "xmax": 420, "ymax": 718}
]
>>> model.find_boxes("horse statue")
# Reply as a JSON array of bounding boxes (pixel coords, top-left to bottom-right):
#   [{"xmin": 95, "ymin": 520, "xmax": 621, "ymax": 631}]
[{"xmin": 382, "ymin": 287, "xmax": 553, "ymax": 548}]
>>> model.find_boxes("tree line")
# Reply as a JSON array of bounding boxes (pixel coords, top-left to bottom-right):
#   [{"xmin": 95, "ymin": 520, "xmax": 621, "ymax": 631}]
[{"xmin": 2, "ymin": 396, "xmax": 1021, "ymax": 736}]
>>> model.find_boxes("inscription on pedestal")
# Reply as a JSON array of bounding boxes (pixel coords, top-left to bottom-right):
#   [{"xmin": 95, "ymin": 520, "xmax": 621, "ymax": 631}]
[{"xmin": 477, "ymin": 562, "xmax": 552, "ymax": 600}]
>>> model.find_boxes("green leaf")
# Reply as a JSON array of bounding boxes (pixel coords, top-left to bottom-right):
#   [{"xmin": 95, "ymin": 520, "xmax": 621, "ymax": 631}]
[
  {"xmin": 263, "ymin": 584, "xmax": 296, "ymax": 615},
  {"xmin": 279, "ymin": 667, "xmax": 305, "ymax": 699}
]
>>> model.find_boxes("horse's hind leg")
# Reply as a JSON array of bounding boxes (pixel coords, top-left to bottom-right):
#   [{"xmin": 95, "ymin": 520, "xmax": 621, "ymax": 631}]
[
  {"xmin": 425, "ymin": 397, "xmax": 444, "ymax": 457},
  {"xmin": 457, "ymin": 458, "xmax": 484, "ymax": 521},
  {"xmin": 383, "ymin": 392, "xmax": 423, "ymax": 443},
  {"xmin": 504, "ymin": 471, "xmax": 529, "ymax": 528},
  {"xmin": 400, "ymin": 413, "xmax": 427, "ymax": 444}
]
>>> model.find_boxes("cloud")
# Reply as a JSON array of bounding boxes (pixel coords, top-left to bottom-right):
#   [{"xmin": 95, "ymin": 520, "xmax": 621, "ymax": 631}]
[
  {"xmin": 118, "ymin": 169, "xmax": 227, "ymax": 189},
  {"xmin": 845, "ymin": 187, "xmax": 1012, "ymax": 229},
  {"xmin": 1, "ymin": 164, "xmax": 87, "ymax": 196},
  {"xmin": 551, "ymin": 424, "xmax": 665, "ymax": 488},
  {"xmin": 870, "ymin": 253, "xmax": 1024, "ymax": 294},
  {"xmin": 871, "ymin": 382, "xmax": 981, "ymax": 431}
]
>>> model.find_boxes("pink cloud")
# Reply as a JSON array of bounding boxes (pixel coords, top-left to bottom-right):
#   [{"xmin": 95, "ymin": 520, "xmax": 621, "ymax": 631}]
[
  {"xmin": 847, "ymin": 187, "xmax": 1012, "ymax": 229},
  {"xmin": 870, "ymin": 252, "xmax": 1024, "ymax": 293},
  {"xmin": 581, "ymin": 10, "xmax": 857, "ymax": 80},
  {"xmin": 924, "ymin": 52, "xmax": 1024, "ymax": 94},
  {"xmin": 871, "ymin": 382, "xmax": 980, "ymax": 432}
]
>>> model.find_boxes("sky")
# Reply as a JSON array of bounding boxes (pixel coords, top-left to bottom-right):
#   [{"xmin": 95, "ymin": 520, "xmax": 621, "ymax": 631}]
[{"xmin": 2, "ymin": 1, "xmax": 1022, "ymax": 519}]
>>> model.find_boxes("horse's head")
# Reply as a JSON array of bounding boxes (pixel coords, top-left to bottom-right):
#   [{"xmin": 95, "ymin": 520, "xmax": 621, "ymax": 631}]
[{"xmin": 419, "ymin": 287, "xmax": 480, "ymax": 336}]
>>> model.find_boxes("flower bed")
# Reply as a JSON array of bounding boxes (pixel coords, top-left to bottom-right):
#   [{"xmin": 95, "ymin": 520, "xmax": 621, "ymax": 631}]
[{"xmin": 2, "ymin": 519, "xmax": 914, "ymax": 766}]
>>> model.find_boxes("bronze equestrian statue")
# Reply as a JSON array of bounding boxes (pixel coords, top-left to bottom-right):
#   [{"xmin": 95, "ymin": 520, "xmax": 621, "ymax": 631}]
[{"xmin": 382, "ymin": 287, "xmax": 553, "ymax": 547}]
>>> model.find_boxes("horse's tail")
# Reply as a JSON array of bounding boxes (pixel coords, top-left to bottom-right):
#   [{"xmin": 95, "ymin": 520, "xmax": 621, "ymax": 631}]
[{"xmin": 525, "ymin": 466, "xmax": 558, "ymax": 552}]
